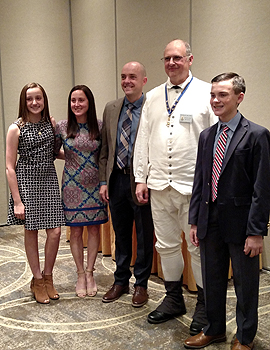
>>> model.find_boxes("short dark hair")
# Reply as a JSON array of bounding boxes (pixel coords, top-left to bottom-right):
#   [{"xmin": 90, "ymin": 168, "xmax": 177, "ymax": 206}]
[{"xmin": 211, "ymin": 72, "xmax": 246, "ymax": 94}]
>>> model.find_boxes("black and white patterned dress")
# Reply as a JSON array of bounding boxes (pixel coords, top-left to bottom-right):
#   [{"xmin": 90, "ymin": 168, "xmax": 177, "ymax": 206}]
[{"xmin": 7, "ymin": 120, "xmax": 65, "ymax": 230}]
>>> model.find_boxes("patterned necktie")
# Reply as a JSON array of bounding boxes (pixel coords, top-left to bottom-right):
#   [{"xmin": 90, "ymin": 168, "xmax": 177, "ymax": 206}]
[
  {"xmin": 117, "ymin": 103, "xmax": 133, "ymax": 169},
  {"xmin": 211, "ymin": 125, "xmax": 229, "ymax": 201}
]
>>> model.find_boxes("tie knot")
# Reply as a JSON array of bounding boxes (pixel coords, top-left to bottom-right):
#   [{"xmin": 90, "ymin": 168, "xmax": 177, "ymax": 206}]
[
  {"xmin": 172, "ymin": 85, "xmax": 180, "ymax": 89},
  {"xmin": 221, "ymin": 124, "xmax": 229, "ymax": 133},
  {"xmin": 127, "ymin": 103, "xmax": 134, "ymax": 111}
]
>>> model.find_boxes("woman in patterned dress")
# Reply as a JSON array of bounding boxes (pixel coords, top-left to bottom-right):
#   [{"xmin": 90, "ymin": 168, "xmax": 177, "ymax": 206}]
[
  {"xmin": 55, "ymin": 85, "xmax": 108, "ymax": 298},
  {"xmin": 6, "ymin": 83, "xmax": 65, "ymax": 304}
]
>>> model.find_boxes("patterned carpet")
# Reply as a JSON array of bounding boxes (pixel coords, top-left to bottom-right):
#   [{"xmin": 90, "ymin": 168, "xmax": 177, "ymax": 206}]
[{"xmin": 0, "ymin": 225, "xmax": 269, "ymax": 350}]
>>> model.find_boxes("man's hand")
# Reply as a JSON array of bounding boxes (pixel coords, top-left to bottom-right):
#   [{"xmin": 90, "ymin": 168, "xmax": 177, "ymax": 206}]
[
  {"xmin": 99, "ymin": 185, "xmax": 109, "ymax": 203},
  {"xmin": 244, "ymin": 235, "xmax": 263, "ymax": 257},
  {"xmin": 190, "ymin": 224, "xmax": 199, "ymax": 247},
  {"xmin": 136, "ymin": 183, "xmax": 149, "ymax": 204}
]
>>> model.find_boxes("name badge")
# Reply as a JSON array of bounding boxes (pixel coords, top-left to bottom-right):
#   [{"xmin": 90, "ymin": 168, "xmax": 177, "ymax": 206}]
[{"xmin": 179, "ymin": 114, "xmax": 193, "ymax": 123}]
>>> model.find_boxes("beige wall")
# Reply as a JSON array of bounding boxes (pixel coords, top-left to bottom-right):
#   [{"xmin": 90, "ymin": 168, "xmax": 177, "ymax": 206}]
[
  {"xmin": 115, "ymin": 0, "xmax": 190, "ymax": 94},
  {"xmin": 1, "ymin": 0, "xmax": 270, "ymax": 267},
  {"xmin": 71, "ymin": 0, "xmax": 117, "ymax": 119},
  {"xmin": 191, "ymin": 0, "xmax": 270, "ymax": 129},
  {"xmin": 0, "ymin": 68, "xmax": 7, "ymax": 221}
]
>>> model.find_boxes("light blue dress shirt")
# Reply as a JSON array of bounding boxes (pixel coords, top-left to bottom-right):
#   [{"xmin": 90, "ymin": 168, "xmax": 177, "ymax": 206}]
[
  {"xmin": 116, "ymin": 94, "xmax": 144, "ymax": 167},
  {"xmin": 213, "ymin": 111, "xmax": 241, "ymax": 158}
]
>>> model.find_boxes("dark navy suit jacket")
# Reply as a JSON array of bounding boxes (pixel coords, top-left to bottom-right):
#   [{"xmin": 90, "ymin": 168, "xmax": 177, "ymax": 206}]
[{"xmin": 189, "ymin": 114, "xmax": 270, "ymax": 244}]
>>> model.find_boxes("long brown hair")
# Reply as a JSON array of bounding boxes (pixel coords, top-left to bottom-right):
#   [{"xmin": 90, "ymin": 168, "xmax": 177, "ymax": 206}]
[
  {"xmin": 67, "ymin": 85, "xmax": 99, "ymax": 140},
  {"xmin": 18, "ymin": 82, "xmax": 50, "ymax": 125}
]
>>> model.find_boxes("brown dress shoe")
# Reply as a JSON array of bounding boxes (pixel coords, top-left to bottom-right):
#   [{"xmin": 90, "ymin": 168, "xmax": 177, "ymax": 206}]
[
  {"xmin": 132, "ymin": 286, "xmax": 148, "ymax": 307},
  {"xmin": 232, "ymin": 338, "xmax": 254, "ymax": 350},
  {"xmin": 102, "ymin": 284, "xmax": 129, "ymax": 303},
  {"xmin": 184, "ymin": 331, "xmax": 226, "ymax": 349}
]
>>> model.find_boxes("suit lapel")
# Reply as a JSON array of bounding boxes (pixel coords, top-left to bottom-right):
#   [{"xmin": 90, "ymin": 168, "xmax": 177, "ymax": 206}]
[
  {"xmin": 205, "ymin": 124, "xmax": 218, "ymax": 180},
  {"xmin": 221, "ymin": 115, "xmax": 248, "ymax": 174},
  {"xmin": 109, "ymin": 98, "xmax": 124, "ymax": 154}
]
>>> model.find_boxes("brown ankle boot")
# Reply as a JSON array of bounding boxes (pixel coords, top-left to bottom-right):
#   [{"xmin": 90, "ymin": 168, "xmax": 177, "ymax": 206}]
[
  {"xmin": 42, "ymin": 272, "xmax": 60, "ymax": 300},
  {"xmin": 30, "ymin": 277, "xmax": 50, "ymax": 304}
]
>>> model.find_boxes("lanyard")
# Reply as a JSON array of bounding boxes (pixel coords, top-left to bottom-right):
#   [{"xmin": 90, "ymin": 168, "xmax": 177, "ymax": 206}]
[{"xmin": 165, "ymin": 77, "xmax": 193, "ymax": 126}]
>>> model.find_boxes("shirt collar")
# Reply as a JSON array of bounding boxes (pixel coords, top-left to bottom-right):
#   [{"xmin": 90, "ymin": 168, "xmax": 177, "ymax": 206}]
[
  {"xmin": 167, "ymin": 71, "xmax": 193, "ymax": 90},
  {"xmin": 124, "ymin": 93, "xmax": 144, "ymax": 109},
  {"xmin": 218, "ymin": 111, "xmax": 241, "ymax": 132}
]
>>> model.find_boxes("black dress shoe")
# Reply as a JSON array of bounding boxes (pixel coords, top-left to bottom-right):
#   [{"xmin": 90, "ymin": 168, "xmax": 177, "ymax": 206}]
[
  {"xmin": 148, "ymin": 310, "xmax": 175, "ymax": 324},
  {"xmin": 189, "ymin": 320, "xmax": 204, "ymax": 336}
]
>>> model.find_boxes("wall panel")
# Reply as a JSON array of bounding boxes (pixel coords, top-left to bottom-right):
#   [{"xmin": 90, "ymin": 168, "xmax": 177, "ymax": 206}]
[
  {"xmin": 116, "ymin": 0, "xmax": 190, "ymax": 95},
  {"xmin": 70, "ymin": 0, "xmax": 117, "ymax": 119},
  {"xmin": 191, "ymin": 0, "xmax": 270, "ymax": 129},
  {"xmin": 0, "ymin": 59, "xmax": 7, "ymax": 223}
]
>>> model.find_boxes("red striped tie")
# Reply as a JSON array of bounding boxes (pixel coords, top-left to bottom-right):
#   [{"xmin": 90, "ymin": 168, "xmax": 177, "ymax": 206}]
[{"xmin": 211, "ymin": 125, "xmax": 229, "ymax": 201}]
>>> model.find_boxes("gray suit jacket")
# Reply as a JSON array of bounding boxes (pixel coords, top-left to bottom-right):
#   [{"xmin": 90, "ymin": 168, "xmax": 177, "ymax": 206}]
[{"xmin": 99, "ymin": 97, "xmax": 146, "ymax": 206}]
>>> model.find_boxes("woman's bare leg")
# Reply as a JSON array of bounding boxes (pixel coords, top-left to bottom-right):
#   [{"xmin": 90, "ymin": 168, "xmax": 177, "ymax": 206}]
[{"xmin": 86, "ymin": 225, "xmax": 100, "ymax": 296}]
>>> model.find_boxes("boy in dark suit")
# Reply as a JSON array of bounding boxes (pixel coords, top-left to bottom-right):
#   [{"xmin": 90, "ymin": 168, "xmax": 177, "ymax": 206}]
[{"xmin": 184, "ymin": 73, "xmax": 270, "ymax": 350}]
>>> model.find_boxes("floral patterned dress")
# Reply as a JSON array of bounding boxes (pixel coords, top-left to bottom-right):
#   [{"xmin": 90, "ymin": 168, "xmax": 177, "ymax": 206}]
[{"xmin": 55, "ymin": 120, "xmax": 108, "ymax": 226}]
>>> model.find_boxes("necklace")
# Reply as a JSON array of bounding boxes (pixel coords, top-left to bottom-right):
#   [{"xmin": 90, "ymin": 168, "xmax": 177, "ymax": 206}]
[
  {"xmin": 36, "ymin": 121, "xmax": 42, "ymax": 135},
  {"xmin": 165, "ymin": 77, "xmax": 193, "ymax": 126}
]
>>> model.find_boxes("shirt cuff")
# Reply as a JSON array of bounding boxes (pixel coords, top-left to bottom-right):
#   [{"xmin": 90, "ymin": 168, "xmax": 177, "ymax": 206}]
[{"xmin": 135, "ymin": 177, "xmax": 146, "ymax": 184}]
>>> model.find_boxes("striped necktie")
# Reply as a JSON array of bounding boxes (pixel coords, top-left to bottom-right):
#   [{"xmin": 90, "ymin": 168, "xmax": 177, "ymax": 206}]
[
  {"xmin": 211, "ymin": 125, "xmax": 229, "ymax": 201},
  {"xmin": 117, "ymin": 104, "xmax": 133, "ymax": 169}
]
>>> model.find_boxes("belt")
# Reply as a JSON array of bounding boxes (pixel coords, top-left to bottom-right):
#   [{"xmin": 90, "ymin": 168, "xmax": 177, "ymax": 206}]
[{"xmin": 115, "ymin": 167, "xmax": 131, "ymax": 175}]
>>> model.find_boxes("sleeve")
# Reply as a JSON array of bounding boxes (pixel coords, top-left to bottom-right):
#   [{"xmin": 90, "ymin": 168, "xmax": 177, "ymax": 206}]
[
  {"xmin": 247, "ymin": 127, "xmax": 270, "ymax": 236},
  {"xmin": 54, "ymin": 121, "xmax": 63, "ymax": 156},
  {"xmin": 133, "ymin": 98, "xmax": 150, "ymax": 183},
  {"xmin": 98, "ymin": 107, "xmax": 109, "ymax": 183},
  {"xmin": 188, "ymin": 133, "xmax": 205, "ymax": 225}
]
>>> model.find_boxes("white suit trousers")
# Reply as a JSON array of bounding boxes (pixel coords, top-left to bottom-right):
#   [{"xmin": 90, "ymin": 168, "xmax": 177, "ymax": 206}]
[{"xmin": 151, "ymin": 187, "xmax": 202, "ymax": 287}]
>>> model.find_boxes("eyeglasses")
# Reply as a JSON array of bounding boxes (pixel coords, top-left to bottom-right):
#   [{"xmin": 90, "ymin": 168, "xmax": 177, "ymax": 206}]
[{"xmin": 161, "ymin": 55, "xmax": 189, "ymax": 63}]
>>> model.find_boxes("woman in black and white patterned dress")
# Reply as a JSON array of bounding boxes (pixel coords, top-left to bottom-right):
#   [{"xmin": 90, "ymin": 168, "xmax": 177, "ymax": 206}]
[{"xmin": 6, "ymin": 83, "xmax": 65, "ymax": 304}]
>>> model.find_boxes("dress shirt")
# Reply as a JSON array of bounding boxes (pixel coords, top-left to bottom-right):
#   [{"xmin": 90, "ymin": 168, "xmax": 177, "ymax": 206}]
[
  {"xmin": 166, "ymin": 74, "xmax": 192, "ymax": 106},
  {"xmin": 213, "ymin": 111, "xmax": 241, "ymax": 158},
  {"xmin": 134, "ymin": 72, "xmax": 218, "ymax": 195},
  {"xmin": 116, "ymin": 94, "xmax": 144, "ymax": 167}
]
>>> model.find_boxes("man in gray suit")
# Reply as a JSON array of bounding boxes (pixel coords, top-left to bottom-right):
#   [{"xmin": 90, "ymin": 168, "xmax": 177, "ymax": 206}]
[{"xmin": 99, "ymin": 61, "xmax": 154, "ymax": 308}]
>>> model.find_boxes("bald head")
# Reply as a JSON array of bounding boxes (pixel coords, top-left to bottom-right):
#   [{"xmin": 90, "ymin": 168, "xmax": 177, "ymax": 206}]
[
  {"xmin": 122, "ymin": 61, "xmax": 146, "ymax": 77},
  {"xmin": 163, "ymin": 39, "xmax": 193, "ymax": 85},
  {"xmin": 121, "ymin": 61, "xmax": 147, "ymax": 103},
  {"xmin": 164, "ymin": 39, "xmax": 192, "ymax": 57}
]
